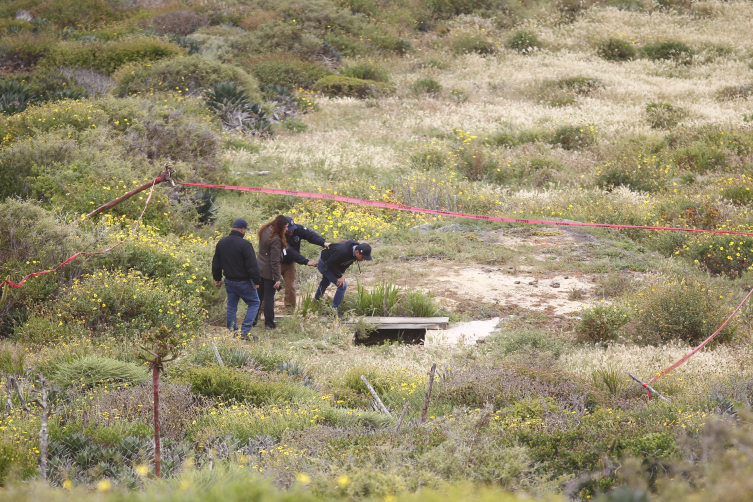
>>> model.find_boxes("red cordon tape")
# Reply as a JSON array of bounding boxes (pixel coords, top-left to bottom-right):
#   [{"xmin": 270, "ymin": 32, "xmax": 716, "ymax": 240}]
[
  {"xmin": 644, "ymin": 285, "xmax": 753, "ymax": 388},
  {"xmin": 177, "ymin": 182, "xmax": 753, "ymax": 237},
  {"xmin": 0, "ymin": 179, "xmax": 158, "ymax": 290}
]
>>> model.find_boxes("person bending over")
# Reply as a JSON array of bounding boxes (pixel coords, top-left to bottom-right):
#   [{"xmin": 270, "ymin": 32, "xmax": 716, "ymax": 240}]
[
  {"xmin": 211, "ymin": 219, "xmax": 261, "ymax": 341},
  {"xmin": 314, "ymin": 240, "xmax": 372, "ymax": 315},
  {"xmin": 281, "ymin": 216, "xmax": 330, "ymax": 313}
]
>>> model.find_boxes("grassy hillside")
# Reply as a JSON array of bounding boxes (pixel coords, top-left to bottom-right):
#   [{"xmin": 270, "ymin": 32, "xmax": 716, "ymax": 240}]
[{"xmin": 2, "ymin": 0, "xmax": 753, "ymax": 500}]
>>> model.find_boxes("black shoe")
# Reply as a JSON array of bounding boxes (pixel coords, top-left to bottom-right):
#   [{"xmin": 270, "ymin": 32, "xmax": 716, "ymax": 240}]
[
  {"xmin": 240, "ymin": 334, "xmax": 259, "ymax": 342},
  {"xmin": 264, "ymin": 325, "xmax": 276, "ymax": 330}
]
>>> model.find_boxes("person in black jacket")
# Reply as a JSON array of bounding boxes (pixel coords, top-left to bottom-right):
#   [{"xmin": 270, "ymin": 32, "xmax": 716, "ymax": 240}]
[
  {"xmin": 212, "ymin": 219, "xmax": 261, "ymax": 340},
  {"xmin": 314, "ymin": 240, "xmax": 372, "ymax": 314},
  {"xmin": 281, "ymin": 216, "xmax": 330, "ymax": 313}
]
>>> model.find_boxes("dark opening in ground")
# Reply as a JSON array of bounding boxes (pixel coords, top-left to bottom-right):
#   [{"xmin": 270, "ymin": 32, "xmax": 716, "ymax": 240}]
[{"xmin": 354, "ymin": 328, "xmax": 426, "ymax": 345}]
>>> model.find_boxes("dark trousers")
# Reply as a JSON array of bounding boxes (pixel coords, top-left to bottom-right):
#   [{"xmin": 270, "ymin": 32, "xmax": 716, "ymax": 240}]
[{"xmin": 255, "ymin": 278, "xmax": 278, "ymax": 328}]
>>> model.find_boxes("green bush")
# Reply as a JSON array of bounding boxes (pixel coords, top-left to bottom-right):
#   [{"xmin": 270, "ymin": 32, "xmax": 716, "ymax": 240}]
[
  {"xmin": 150, "ymin": 9, "xmax": 208, "ymax": 36},
  {"xmin": 248, "ymin": 59, "xmax": 332, "ymax": 90},
  {"xmin": 641, "ymin": 40, "xmax": 694, "ymax": 64},
  {"xmin": 40, "ymin": 36, "xmax": 183, "ymax": 76},
  {"xmin": 489, "ymin": 328, "xmax": 564, "ymax": 358},
  {"xmin": 628, "ymin": 278, "xmax": 736, "ymax": 345},
  {"xmin": 450, "ymin": 30, "xmax": 496, "ymax": 55},
  {"xmin": 313, "ymin": 75, "xmax": 394, "ymax": 98},
  {"xmin": 576, "ymin": 304, "xmax": 630, "ymax": 343},
  {"xmin": 20, "ymin": 0, "xmax": 130, "ymax": 29},
  {"xmin": 507, "ymin": 30, "xmax": 540, "ymax": 54},
  {"xmin": 596, "ymin": 37, "xmax": 636, "ymax": 61},
  {"xmin": 53, "ymin": 270, "xmax": 206, "ymax": 338},
  {"xmin": 550, "ymin": 124, "xmax": 596, "ymax": 150},
  {"xmin": 340, "ymin": 62, "xmax": 391, "ymax": 82},
  {"xmin": 0, "ymin": 32, "xmax": 55, "ymax": 70},
  {"xmin": 113, "ymin": 55, "xmax": 259, "ymax": 99},
  {"xmin": 53, "ymin": 355, "xmax": 148, "ymax": 390},
  {"xmin": 411, "ymin": 77, "xmax": 442, "ymax": 95},
  {"xmin": 645, "ymin": 102, "xmax": 686, "ymax": 129},
  {"xmin": 183, "ymin": 365, "xmax": 315, "ymax": 406},
  {"xmin": 674, "ymin": 142, "xmax": 727, "ymax": 173}
]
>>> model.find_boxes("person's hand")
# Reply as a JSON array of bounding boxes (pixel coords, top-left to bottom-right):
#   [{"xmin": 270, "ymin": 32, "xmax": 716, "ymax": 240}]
[
  {"xmin": 274, "ymin": 281, "xmax": 281, "ymax": 290},
  {"xmin": 307, "ymin": 261, "xmax": 317, "ymax": 267},
  {"xmin": 336, "ymin": 277, "xmax": 344, "ymax": 287},
  {"xmin": 324, "ymin": 242, "xmax": 331, "ymax": 248},
  {"xmin": 215, "ymin": 280, "xmax": 222, "ymax": 288},
  {"xmin": 253, "ymin": 285, "xmax": 259, "ymax": 289}
]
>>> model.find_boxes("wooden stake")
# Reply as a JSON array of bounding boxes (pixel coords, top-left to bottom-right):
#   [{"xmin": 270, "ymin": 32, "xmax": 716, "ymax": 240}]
[
  {"xmin": 627, "ymin": 372, "xmax": 669, "ymax": 402},
  {"xmin": 420, "ymin": 363, "xmax": 437, "ymax": 424},
  {"xmin": 361, "ymin": 375, "xmax": 392, "ymax": 417},
  {"xmin": 212, "ymin": 342, "xmax": 224, "ymax": 366},
  {"xmin": 395, "ymin": 403, "xmax": 410, "ymax": 433}
]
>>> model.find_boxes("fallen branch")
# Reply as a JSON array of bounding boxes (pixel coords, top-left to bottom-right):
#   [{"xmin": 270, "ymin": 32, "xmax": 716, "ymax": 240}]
[
  {"xmin": 361, "ymin": 375, "xmax": 392, "ymax": 417},
  {"xmin": 212, "ymin": 342, "xmax": 224, "ymax": 366}
]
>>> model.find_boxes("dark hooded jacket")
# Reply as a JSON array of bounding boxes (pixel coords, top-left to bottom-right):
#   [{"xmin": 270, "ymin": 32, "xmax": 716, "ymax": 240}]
[
  {"xmin": 319, "ymin": 240, "xmax": 362, "ymax": 278},
  {"xmin": 211, "ymin": 230, "xmax": 261, "ymax": 284}
]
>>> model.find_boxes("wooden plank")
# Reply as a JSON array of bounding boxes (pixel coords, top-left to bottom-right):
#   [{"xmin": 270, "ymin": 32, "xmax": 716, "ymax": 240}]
[
  {"xmin": 346, "ymin": 323, "xmax": 446, "ymax": 330},
  {"xmin": 361, "ymin": 317, "xmax": 449, "ymax": 325}
]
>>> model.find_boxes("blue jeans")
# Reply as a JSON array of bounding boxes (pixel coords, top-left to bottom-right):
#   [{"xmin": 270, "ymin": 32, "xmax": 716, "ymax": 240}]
[
  {"xmin": 314, "ymin": 259, "xmax": 347, "ymax": 309},
  {"xmin": 224, "ymin": 280, "xmax": 260, "ymax": 335}
]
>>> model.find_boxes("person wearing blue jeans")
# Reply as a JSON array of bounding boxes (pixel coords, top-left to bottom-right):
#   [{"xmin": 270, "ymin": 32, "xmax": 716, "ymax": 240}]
[
  {"xmin": 314, "ymin": 240, "xmax": 372, "ymax": 313},
  {"xmin": 212, "ymin": 219, "xmax": 262, "ymax": 341},
  {"xmin": 224, "ymin": 279, "xmax": 261, "ymax": 336}
]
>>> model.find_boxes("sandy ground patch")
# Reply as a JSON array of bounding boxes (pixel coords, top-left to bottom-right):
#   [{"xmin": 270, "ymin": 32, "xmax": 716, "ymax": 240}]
[
  {"xmin": 426, "ymin": 317, "xmax": 501, "ymax": 346},
  {"xmin": 424, "ymin": 265, "xmax": 594, "ymax": 315}
]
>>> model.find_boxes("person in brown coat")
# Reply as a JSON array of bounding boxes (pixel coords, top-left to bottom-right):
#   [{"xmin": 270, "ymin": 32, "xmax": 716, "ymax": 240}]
[{"xmin": 255, "ymin": 215, "xmax": 288, "ymax": 329}]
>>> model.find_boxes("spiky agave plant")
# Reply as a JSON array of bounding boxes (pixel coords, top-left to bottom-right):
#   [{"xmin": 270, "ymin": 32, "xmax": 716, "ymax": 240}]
[
  {"xmin": 0, "ymin": 80, "xmax": 37, "ymax": 115},
  {"xmin": 205, "ymin": 81, "xmax": 272, "ymax": 136}
]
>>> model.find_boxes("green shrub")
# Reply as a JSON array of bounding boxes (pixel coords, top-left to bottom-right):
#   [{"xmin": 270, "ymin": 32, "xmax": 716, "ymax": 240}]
[
  {"xmin": 489, "ymin": 124, "xmax": 544, "ymax": 147},
  {"xmin": 404, "ymin": 289, "xmax": 441, "ymax": 317},
  {"xmin": 53, "ymin": 270, "xmax": 205, "ymax": 338},
  {"xmin": 183, "ymin": 365, "xmax": 315, "ymax": 405},
  {"xmin": 507, "ymin": 30, "xmax": 540, "ymax": 54},
  {"xmin": 313, "ymin": 75, "xmax": 394, "ymax": 98},
  {"xmin": 489, "ymin": 328, "xmax": 564, "ymax": 358},
  {"xmin": 628, "ymin": 278, "xmax": 736, "ymax": 344},
  {"xmin": 411, "ymin": 77, "xmax": 442, "ymax": 95},
  {"xmin": 645, "ymin": 102, "xmax": 686, "ymax": 129},
  {"xmin": 450, "ymin": 30, "xmax": 496, "ymax": 55},
  {"xmin": 596, "ymin": 37, "xmax": 636, "ymax": 61},
  {"xmin": 550, "ymin": 124, "xmax": 596, "ymax": 150},
  {"xmin": 41, "ymin": 36, "xmax": 183, "ymax": 76},
  {"xmin": 0, "ymin": 32, "xmax": 55, "ymax": 69},
  {"xmin": 53, "ymin": 355, "xmax": 148, "ymax": 390},
  {"xmin": 340, "ymin": 62, "xmax": 391, "ymax": 82},
  {"xmin": 576, "ymin": 304, "xmax": 630, "ymax": 343},
  {"xmin": 23, "ymin": 0, "xmax": 130, "ymax": 29},
  {"xmin": 0, "ymin": 414, "xmax": 39, "ymax": 484},
  {"xmin": 150, "ymin": 9, "xmax": 208, "ymax": 36},
  {"xmin": 248, "ymin": 59, "xmax": 332, "ymax": 90},
  {"xmin": 674, "ymin": 142, "xmax": 727, "ymax": 173},
  {"xmin": 113, "ymin": 55, "xmax": 259, "ymax": 99},
  {"xmin": 556, "ymin": 76, "xmax": 601, "ymax": 94},
  {"xmin": 346, "ymin": 280, "xmax": 401, "ymax": 316},
  {"xmin": 641, "ymin": 40, "xmax": 694, "ymax": 64}
]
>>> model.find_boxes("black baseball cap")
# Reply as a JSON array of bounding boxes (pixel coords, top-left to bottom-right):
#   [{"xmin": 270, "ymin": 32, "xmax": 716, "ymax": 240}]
[
  {"xmin": 285, "ymin": 216, "xmax": 297, "ymax": 231},
  {"xmin": 232, "ymin": 218, "xmax": 249, "ymax": 229},
  {"xmin": 356, "ymin": 243, "xmax": 373, "ymax": 260}
]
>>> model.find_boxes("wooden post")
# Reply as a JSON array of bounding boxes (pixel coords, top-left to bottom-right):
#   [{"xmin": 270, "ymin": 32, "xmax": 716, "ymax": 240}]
[
  {"xmin": 627, "ymin": 372, "xmax": 669, "ymax": 402},
  {"xmin": 37, "ymin": 375, "xmax": 49, "ymax": 482},
  {"xmin": 420, "ymin": 363, "xmax": 437, "ymax": 424},
  {"xmin": 153, "ymin": 364, "xmax": 162, "ymax": 478},
  {"xmin": 212, "ymin": 342, "xmax": 224, "ymax": 366},
  {"xmin": 361, "ymin": 375, "xmax": 392, "ymax": 417},
  {"xmin": 395, "ymin": 403, "xmax": 410, "ymax": 433}
]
